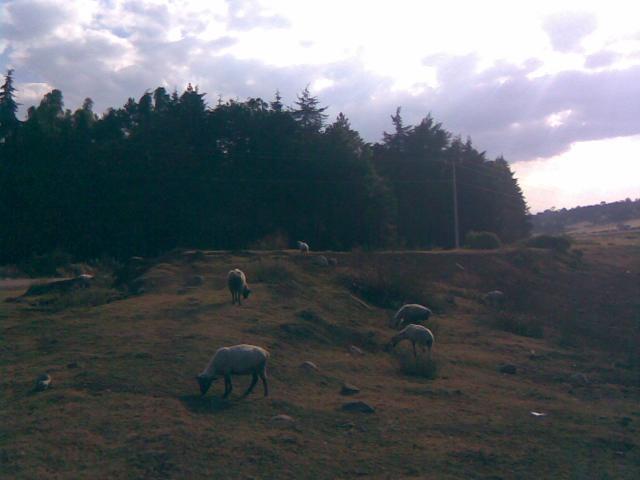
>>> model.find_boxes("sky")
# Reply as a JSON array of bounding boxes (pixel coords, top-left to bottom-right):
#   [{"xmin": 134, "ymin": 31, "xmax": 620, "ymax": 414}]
[{"xmin": 1, "ymin": 0, "xmax": 639, "ymax": 213}]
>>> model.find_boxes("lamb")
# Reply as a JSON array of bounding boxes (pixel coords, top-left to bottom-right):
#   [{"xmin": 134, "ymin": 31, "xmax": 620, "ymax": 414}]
[
  {"xmin": 297, "ymin": 241, "xmax": 309, "ymax": 254},
  {"xmin": 386, "ymin": 324, "xmax": 435, "ymax": 360},
  {"xmin": 196, "ymin": 344, "xmax": 270, "ymax": 399},
  {"xmin": 483, "ymin": 290, "xmax": 505, "ymax": 307},
  {"xmin": 227, "ymin": 269, "xmax": 251, "ymax": 305},
  {"xmin": 391, "ymin": 303, "xmax": 432, "ymax": 329}
]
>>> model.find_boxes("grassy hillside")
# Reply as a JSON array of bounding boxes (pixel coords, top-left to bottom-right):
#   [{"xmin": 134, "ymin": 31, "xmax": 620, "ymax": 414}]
[{"xmin": 1, "ymin": 233, "xmax": 639, "ymax": 479}]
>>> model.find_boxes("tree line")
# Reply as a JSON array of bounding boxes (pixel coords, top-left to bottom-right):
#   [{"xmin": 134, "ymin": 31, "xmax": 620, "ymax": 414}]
[
  {"xmin": 0, "ymin": 70, "xmax": 530, "ymax": 262},
  {"xmin": 533, "ymin": 198, "xmax": 640, "ymax": 234}
]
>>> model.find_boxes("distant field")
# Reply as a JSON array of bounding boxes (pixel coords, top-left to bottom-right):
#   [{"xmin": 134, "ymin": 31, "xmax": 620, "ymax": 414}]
[
  {"xmin": 1, "ymin": 234, "xmax": 639, "ymax": 479},
  {"xmin": 563, "ymin": 217, "xmax": 640, "ymax": 236}
]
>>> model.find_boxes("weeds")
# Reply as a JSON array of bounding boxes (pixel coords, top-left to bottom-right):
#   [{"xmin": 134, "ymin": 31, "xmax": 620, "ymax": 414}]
[
  {"xmin": 251, "ymin": 259, "xmax": 295, "ymax": 284},
  {"xmin": 347, "ymin": 262, "xmax": 435, "ymax": 311},
  {"xmin": 394, "ymin": 349, "xmax": 439, "ymax": 379},
  {"xmin": 485, "ymin": 312, "xmax": 544, "ymax": 338}
]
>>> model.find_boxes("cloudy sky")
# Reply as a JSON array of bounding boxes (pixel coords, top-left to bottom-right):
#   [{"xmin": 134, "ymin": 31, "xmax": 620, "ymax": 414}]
[{"xmin": 1, "ymin": 0, "xmax": 639, "ymax": 212}]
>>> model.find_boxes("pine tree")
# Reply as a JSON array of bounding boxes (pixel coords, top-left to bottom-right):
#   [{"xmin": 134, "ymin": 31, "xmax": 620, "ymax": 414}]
[
  {"xmin": 291, "ymin": 86, "xmax": 327, "ymax": 132},
  {"xmin": 0, "ymin": 69, "xmax": 20, "ymax": 140}
]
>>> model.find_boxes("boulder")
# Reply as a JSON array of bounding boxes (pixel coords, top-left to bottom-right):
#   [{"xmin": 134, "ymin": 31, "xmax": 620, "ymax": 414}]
[
  {"xmin": 569, "ymin": 372, "xmax": 589, "ymax": 385},
  {"xmin": 300, "ymin": 361, "xmax": 318, "ymax": 371},
  {"xmin": 24, "ymin": 275, "xmax": 93, "ymax": 296},
  {"xmin": 185, "ymin": 275, "xmax": 205, "ymax": 287},
  {"xmin": 499, "ymin": 364, "xmax": 517, "ymax": 374},
  {"xmin": 35, "ymin": 373, "xmax": 52, "ymax": 391},
  {"xmin": 270, "ymin": 414, "xmax": 295, "ymax": 427},
  {"xmin": 341, "ymin": 401, "xmax": 375, "ymax": 413},
  {"xmin": 348, "ymin": 345, "xmax": 364, "ymax": 356},
  {"xmin": 340, "ymin": 383, "xmax": 360, "ymax": 396},
  {"xmin": 314, "ymin": 255, "xmax": 329, "ymax": 267}
]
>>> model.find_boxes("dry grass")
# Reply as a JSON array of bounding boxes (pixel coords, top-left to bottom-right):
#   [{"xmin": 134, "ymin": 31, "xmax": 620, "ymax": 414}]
[{"xmin": 1, "ymin": 240, "xmax": 639, "ymax": 479}]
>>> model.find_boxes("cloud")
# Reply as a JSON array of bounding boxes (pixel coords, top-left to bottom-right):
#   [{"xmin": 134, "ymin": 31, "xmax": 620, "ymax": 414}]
[
  {"xmin": 3, "ymin": 0, "xmax": 640, "ymax": 167},
  {"xmin": 584, "ymin": 50, "xmax": 619, "ymax": 69},
  {"xmin": 225, "ymin": 0, "xmax": 290, "ymax": 31},
  {"xmin": 542, "ymin": 11, "xmax": 597, "ymax": 52}
]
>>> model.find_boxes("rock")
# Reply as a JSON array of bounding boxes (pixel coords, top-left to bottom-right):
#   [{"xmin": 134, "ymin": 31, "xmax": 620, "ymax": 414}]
[
  {"xmin": 24, "ymin": 275, "xmax": 93, "ymax": 296},
  {"xmin": 300, "ymin": 361, "xmax": 318, "ymax": 371},
  {"xmin": 499, "ymin": 364, "xmax": 517, "ymax": 374},
  {"xmin": 314, "ymin": 255, "xmax": 329, "ymax": 266},
  {"xmin": 569, "ymin": 373, "xmax": 589, "ymax": 385},
  {"xmin": 181, "ymin": 250, "xmax": 206, "ymax": 262},
  {"xmin": 619, "ymin": 416, "xmax": 632, "ymax": 427},
  {"xmin": 35, "ymin": 373, "xmax": 51, "ymax": 391},
  {"xmin": 185, "ymin": 275, "xmax": 204, "ymax": 287},
  {"xmin": 340, "ymin": 383, "xmax": 360, "ymax": 396},
  {"xmin": 337, "ymin": 422, "xmax": 355, "ymax": 429},
  {"xmin": 348, "ymin": 345, "xmax": 364, "ymax": 356},
  {"xmin": 341, "ymin": 401, "xmax": 375, "ymax": 413},
  {"xmin": 270, "ymin": 414, "xmax": 295, "ymax": 426},
  {"xmin": 328, "ymin": 257, "xmax": 338, "ymax": 266}
]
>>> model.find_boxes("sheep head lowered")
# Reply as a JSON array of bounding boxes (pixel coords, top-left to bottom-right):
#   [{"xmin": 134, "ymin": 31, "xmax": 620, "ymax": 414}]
[
  {"xmin": 196, "ymin": 374, "xmax": 216, "ymax": 396},
  {"xmin": 243, "ymin": 286, "xmax": 252, "ymax": 299}
]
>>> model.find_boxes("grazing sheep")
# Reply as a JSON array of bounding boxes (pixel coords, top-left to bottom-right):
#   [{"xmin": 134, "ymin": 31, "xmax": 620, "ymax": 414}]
[
  {"xmin": 227, "ymin": 269, "xmax": 251, "ymax": 305},
  {"xmin": 391, "ymin": 304, "xmax": 432, "ymax": 329},
  {"xmin": 387, "ymin": 324, "xmax": 434, "ymax": 360},
  {"xmin": 297, "ymin": 241, "xmax": 309, "ymax": 254},
  {"xmin": 483, "ymin": 290, "xmax": 505, "ymax": 307},
  {"xmin": 196, "ymin": 344, "xmax": 270, "ymax": 399}
]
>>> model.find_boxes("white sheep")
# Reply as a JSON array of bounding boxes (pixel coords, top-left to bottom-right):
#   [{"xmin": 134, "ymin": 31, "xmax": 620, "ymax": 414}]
[
  {"xmin": 387, "ymin": 324, "xmax": 435, "ymax": 360},
  {"xmin": 391, "ymin": 304, "xmax": 432, "ymax": 329},
  {"xmin": 196, "ymin": 344, "xmax": 270, "ymax": 399},
  {"xmin": 227, "ymin": 269, "xmax": 251, "ymax": 305},
  {"xmin": 297, "ymin": 241, "xmax": 309, "ymax": 254},
  {"xmin": 483, "ymin": 290, "xmax": 505, "ymax": 307}
]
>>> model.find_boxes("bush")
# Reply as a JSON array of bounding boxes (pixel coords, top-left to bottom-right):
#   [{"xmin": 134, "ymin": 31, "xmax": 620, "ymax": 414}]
[
  {"xmin": 465, "ymin": 231, "xmax": 502, "ymax": 250},
  {"xmin": 395, "ymin": 350, "xmax": 439, "ymax": 379},
  {"xmin": 251, "ymin": 259, "xmax": 295, "ymax": 284},
  {"xmin": 526, "ymin": 235, "xmax": 572, "ymax": 253},
  {"xmin": 18, "ymin": 250, "xmax": 73, "ymax": 277},
  {"xmin": 248, "ymin": 230, "xmax": 290, "ymax": 250},
  {"xmin": 486, "ymin": 312, "xmax": 544, "ymax": 338},
  {"xmin": 347, "ymin": 266, "xmax": 426, "ymax": 310}
]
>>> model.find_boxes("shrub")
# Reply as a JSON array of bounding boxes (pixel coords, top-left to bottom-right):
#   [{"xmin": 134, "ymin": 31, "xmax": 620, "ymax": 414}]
[
  {"xmin": 486, "ymin": 312, "xmax": 544, "ymax": 338},
  {"xmin": 251, "ymin": 259, "xmax": 295, "ymax": 284},
  {"xmin": 18, "ymin": 250, "xmax": 73, "ymax": 277},
  {"xmin": 347, "ymin": 266, "xmax": 425, "ymax": 310},
  {"xmin": 394, "ymin": 350, "xmax": 439, "ymax": 379},
  {"xmin": 465, "ymin": 231, "xmax": 502, "ymax": 250},
  {"xmin": 248, "ymin": 230, "xmax": 290, "ymax": 250},
  {"xmin": 526, "ymin": 235, "xmax": 572, "ymax": 253}
]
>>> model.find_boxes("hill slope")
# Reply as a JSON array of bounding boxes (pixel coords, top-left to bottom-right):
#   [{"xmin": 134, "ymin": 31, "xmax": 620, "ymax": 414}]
[{"xmin": 1, "ymin": 234, "xmax": 639, "ymax": 479}]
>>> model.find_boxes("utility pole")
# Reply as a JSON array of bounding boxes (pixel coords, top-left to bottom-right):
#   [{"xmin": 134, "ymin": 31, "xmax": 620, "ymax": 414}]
[{"xmin": 452, "ymin": 157, "xmax": 460, "ymax": 249}]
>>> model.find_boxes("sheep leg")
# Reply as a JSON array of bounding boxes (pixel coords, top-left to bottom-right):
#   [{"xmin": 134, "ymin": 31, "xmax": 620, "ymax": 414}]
[
  {"xmin": 222, "ymin": 375, "xmax": 233, "ymax": 399},
  {"xmin": 259, "ymin": 371, "xmax": 269, "ymax": 397},
  {"xmin": 242, "ymin": 373, "xmax": 259, "ymax": 397},
  {"xmin": 412, "ymin": 341, "xmax": 417, "ymax": 359}
]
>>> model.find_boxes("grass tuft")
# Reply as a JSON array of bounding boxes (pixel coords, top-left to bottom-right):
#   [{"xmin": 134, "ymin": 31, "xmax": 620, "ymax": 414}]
[
  {"xmin": 485, "ymin": 312, "xmax": 544, "ymax": 338},
  {"xmin": 394, "ymin": 349, "xmax": 439, "ymax": 379}
]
